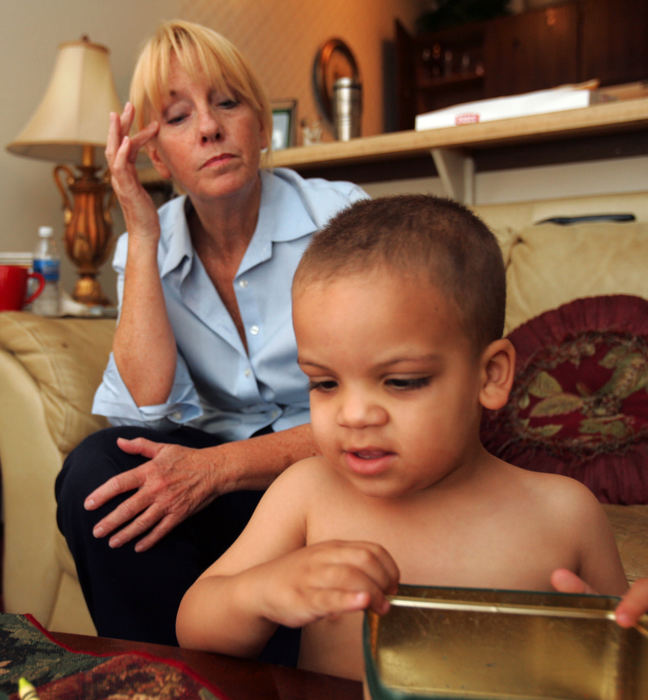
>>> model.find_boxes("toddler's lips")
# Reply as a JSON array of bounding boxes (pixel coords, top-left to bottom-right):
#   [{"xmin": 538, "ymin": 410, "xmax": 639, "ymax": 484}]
[
  {"xmin": 353, "ymin": 449, "xmax": 389, "ymax": 459},
  {"xmin": 344, "ymin": 448, "xmax": 395, "ymax": 476}
]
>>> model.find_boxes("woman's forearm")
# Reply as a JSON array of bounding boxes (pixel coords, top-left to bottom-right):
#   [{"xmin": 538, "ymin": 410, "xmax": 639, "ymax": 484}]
[
  {"xmin": 113, "ymin": 234, "xmax": 177, "ymax": 406},
  {"xmin": 203, "ymin": 423, "xmax": 318, "ymax": 495}
]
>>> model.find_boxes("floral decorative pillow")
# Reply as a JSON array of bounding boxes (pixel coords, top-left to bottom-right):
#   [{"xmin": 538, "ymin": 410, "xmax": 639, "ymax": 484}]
[{"xmin": 481, "ymin": 295, "xmax": 648, "ymax": 504}]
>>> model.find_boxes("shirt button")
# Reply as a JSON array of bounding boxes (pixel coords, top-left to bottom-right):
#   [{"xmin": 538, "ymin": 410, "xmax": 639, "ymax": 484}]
[
  {"xmin": 244, "ymin": 369, "xmax": 252, "ymax": 377},
  {"xmin": 238, "ymin": 279, "xmax": 248, "ymax": 288},
  {"xmin": 172, "ymin": 411, "xmax": 182, "ymax": 420},
  {"xmin": 250, "ymin": 325, "xmax": 260, "ymax": 336}
]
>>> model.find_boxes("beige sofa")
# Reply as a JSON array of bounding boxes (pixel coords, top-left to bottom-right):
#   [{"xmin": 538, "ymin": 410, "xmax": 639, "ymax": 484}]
[{"xmin": 1, "ymin": 190, "xmax": 647, "ymax": 636}]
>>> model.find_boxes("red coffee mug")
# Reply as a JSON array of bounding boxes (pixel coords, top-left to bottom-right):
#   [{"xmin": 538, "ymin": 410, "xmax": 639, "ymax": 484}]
[{"xmin": 0, "ymin": 265, "xmax": 46, "ymax": 311}]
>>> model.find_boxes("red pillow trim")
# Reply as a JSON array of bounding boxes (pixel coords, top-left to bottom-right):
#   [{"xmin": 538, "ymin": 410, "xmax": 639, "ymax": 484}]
[{"xmin": 481, "ymin": 295, "xmax": 648, "ymax": 504}]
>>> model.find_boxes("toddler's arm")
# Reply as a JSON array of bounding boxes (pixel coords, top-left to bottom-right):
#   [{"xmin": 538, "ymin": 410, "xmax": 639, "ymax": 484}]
[
  {"xmin": 176, "ymin": 538, "xmax": 399, "ymax": 655},
  {"xmin": 175, "ymin": 457, "xmax": 399, "ymax": 656},
  {"xmin": 554, "ymin": 481, "xmax": 627, "ymax": 596}
]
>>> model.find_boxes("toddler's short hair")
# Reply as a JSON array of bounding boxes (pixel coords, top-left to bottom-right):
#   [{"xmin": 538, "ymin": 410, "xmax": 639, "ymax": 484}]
[{"xmin": 293, "ymin": 195, "xmax": 506, "ymax": 351}]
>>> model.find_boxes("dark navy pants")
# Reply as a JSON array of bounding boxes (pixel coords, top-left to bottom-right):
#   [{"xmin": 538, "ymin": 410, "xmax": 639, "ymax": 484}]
[{"xmin": 55, "ymin": 425, "xmax": 299, "ymax": 664}]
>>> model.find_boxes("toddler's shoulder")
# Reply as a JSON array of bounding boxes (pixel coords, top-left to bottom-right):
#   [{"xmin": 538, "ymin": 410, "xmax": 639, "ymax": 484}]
[
  {"xmin": 508, "ymin": 461, "xmax": 605, "ymax": 521},
  {"xmin": 269, "ymin": 455, "xmax": 340, "ymax": 499}
]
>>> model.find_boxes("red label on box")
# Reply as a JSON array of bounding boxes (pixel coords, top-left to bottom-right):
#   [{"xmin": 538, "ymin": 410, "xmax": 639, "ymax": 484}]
[{"xmin": 455, "ymin": 112, "xmax": 480, "ymax": 125}]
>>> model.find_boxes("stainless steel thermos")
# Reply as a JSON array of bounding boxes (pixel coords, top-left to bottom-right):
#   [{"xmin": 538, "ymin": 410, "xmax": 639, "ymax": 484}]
[{"xmin": 333, "ymin": 77, "xmax": 362, "ymax": 141}]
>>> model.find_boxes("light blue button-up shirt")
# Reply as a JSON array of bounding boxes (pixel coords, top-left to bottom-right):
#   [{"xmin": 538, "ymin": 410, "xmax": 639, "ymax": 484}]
[{"xmin": 92, "ymin": 168, "xmax": 368, "ymax": 441}]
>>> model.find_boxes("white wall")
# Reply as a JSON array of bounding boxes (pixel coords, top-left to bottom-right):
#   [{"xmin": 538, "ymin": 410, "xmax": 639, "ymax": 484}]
[
  {"xmin": 1, "ymin": 0, "xmax": 183, "ymax": 298},
  {"xmin": 2, "ymin": 0, "xmax": 647, "ymax": 301},
  {"xmin": 0, "ymin": 0, "xmax": 422, "ymax": 299}
]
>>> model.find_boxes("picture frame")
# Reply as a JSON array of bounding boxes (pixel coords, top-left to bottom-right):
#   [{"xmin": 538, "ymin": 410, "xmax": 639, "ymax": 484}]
[{"xmin": 271, "ymin": 99, "xmax": 297, "ymax": 150}]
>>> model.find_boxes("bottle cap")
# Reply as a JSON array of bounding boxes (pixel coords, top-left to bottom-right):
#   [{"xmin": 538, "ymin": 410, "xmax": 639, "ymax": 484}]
[{"xmin": 38, "ymin": 226, "xmax": 54, "ymax": 237}]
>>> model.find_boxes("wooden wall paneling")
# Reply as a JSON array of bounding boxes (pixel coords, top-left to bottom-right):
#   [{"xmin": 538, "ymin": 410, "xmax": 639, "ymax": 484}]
[
  {"xmin": 483, "ymin": 3, "xmax": 580, "ymax": 98},
  {"xmin": 580, "ymin": 0, "xmax": 648, "ymax": 86}
]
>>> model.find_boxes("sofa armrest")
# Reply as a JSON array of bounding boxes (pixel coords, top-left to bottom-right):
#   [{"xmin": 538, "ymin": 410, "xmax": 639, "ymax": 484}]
[
  {"xmin": 0, "ymin": 311, "xmax": 114, "ymax": 631},
  {"xmin": 0, "ymin": 348, "xmax": 64, "ymax": 622},
  {"xmin": 0, "ymin": 312, "xmax": 115, "ymax": 453}
]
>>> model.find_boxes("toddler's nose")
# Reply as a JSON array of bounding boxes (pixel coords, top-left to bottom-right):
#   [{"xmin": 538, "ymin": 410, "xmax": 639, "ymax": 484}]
[{"xmin": 338, "ymin": 392, "xmax": 387, "ymax": 428}]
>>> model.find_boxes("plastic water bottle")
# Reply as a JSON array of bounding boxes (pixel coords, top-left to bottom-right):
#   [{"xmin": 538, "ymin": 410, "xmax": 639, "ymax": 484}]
[{"xmin": 32, "ymin": 225, "xmax": 61, "ymax": 316}]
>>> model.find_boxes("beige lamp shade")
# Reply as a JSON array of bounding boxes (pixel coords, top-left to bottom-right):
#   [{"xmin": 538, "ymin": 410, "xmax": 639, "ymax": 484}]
[{"xmin": 6, "ymin": 36, "xmax": 122, "ymax": 166}]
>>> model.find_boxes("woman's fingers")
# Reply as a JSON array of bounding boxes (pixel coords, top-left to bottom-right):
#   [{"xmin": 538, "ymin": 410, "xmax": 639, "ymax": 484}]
[
  {"xmin": 105, "ymin": 111, "xmax": 122, "ymax": 164},
  {"xmin": 129, "ymin": 121, "xmax": 160, "ymax": 157},
  {"xmin": 106, "ymin": 102, "xmax": 158, "ymax": 170},
  {"xmin": 119, "ymin": 101, "xmax": 135, "ymax": 134}
]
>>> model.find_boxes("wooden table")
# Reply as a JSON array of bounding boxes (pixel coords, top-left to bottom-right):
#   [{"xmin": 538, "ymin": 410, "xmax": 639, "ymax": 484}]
[{"xmin": 51, "ymin": 631, "xmax": 364, "ymax": 700}]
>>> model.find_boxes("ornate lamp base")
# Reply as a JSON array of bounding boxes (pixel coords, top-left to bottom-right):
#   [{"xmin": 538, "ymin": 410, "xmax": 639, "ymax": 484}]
[{"xmin": 53, "ymin": 147, "xmax": 116, "ymax": 306}]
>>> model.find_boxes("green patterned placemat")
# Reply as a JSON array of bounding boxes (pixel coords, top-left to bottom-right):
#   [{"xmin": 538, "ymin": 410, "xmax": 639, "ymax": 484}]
[{"xmin": 0, "ymin": 613, "xmax": 225, "ymax": 699}]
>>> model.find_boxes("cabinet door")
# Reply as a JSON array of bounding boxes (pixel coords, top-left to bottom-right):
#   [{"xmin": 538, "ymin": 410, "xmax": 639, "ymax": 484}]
[
  {"xmin": 395, "ymin": 19, "xmax": 418, "ymax": 131},
  {"xmin": 581, "ymin": 0, "xmax": 648, "ymax": 86},
  {"xmin": 483, "ymin": 4, "xmax": 580, "ymax": 98}
]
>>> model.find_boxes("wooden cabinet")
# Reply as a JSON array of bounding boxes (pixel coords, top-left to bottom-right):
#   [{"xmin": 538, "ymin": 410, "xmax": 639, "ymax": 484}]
[
  {"xmin": 483, "ymin": 4, "xmax": 579, "ymax": 98},
  {"xmin": 580, "ymin": 0, "xmax": 648, "ymax": 87},
  {"xmin": 395, "ymin": 18, "xmax": 487, "ymax": 130},
  {"xmin": 395, "ymin": 0, "xmax": 648, "ymax": 130}
]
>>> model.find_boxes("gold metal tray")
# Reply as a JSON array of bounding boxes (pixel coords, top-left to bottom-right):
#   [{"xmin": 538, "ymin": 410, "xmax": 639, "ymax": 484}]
[{"xmin": 363, "ymin": 584, "xmax": 648, "ymax": 699}]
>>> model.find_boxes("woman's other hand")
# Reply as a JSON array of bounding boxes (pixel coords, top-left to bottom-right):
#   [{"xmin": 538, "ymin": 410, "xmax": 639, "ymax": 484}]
[
  {"xmin": 82, "ymin": 425, "xmax": 315, "ymax": 554},
  {"xmin": 84, "ymin": 437, "xmax": 220, "ymax": 553}
]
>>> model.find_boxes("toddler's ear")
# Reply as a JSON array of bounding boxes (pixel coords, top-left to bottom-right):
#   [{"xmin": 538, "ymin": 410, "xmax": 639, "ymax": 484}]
[{"xmin": 479, "ymin": 338, "xmax": 515, "ymax": 410}]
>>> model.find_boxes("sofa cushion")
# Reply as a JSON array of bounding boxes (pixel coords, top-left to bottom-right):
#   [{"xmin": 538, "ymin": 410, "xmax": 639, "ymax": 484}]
[
  {"xmin": 481, "ymin": 295, "xmax": 648, "ymax": 505},
  {"xmin": 504, "ymin": 220, "xmax": 648, "ymax": 334},
  {"xmin": 491, "ymin": 226, "xmax": 519, "ymax": 267},
  {"xmin": 0, "ymin": 312, "xmax": 114, "ymax": 454}
]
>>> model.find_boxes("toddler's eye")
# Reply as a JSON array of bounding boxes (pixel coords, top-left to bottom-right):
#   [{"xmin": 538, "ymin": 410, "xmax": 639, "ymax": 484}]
[
  {"xmin": 219, "ymin": 98, "xmax": 239, "ymax": 109},
  {"xmin": 308, "ymin": 379, "xmax": 338, "ymax": 392},
  {"xmin": 386, "ymin": 376, "xmax": 431, "ymax": 390}
]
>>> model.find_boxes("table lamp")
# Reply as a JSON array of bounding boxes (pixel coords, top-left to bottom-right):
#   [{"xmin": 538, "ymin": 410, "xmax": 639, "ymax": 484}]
[{"xmin": 6, "ymin": 36, "xmax": 122, "ymax": 305}]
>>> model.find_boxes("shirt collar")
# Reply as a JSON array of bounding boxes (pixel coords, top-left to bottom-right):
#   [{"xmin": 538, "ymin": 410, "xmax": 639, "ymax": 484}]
[
  {"xmin": 159, "ymin": 195, "xmax": 194, "ymax": 278},
  {"xmin": 257, "ymin": 169, "xmax": 316, "ymax": 243},
  {"xmin": 158, "ymin": 172, "xmax": 316, "ymax": 278}
]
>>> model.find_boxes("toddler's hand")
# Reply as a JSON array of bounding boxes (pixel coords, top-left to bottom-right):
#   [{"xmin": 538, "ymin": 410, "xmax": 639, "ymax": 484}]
[
  {"xmin": 258, "ymin": 540, "xmax": 400, "ymax": 628},
  {"xmin": 551, "ymin": 568, "xmax": 648, "ymax": 628}
]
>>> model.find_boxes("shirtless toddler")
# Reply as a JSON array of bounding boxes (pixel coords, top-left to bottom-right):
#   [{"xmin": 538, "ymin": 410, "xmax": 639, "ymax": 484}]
[{"xmin": 176, "ymin": 195, "xmax": 627, "ymax": 680}]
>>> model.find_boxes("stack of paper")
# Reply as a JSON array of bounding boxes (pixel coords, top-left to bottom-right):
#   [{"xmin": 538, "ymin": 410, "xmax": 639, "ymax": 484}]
[{"xmin": 415, "ymin": 85, "xmax": 602, "ymax": 131}]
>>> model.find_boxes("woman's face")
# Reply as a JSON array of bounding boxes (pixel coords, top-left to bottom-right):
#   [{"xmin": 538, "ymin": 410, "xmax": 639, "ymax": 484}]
[{"xmin": 147, "ymin": 60, "xmax": 267, "ymax": 205}]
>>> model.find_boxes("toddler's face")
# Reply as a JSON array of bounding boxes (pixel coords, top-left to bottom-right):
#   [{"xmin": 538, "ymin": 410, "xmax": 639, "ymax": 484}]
[{"xmin": 293, "ymin": 267, "xmax": 487, "ymax": 500}]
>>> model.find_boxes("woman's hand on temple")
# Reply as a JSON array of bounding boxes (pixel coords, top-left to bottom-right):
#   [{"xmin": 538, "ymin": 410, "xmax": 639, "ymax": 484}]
[
  {"xmin": 105, "ymin": 102, "xmax": 161, "ymax": 239},
  {"xmin": 84, "ymin": 437, "xmax": 222, "ymax": 553}
]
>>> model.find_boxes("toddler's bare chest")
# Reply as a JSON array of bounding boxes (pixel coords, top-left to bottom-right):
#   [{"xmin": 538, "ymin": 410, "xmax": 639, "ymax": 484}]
[{"xmin": 306, "ymin": 504, "xmax": 567, "ymax": 591}]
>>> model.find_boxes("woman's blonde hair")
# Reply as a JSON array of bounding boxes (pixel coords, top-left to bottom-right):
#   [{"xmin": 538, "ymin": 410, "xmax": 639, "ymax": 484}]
[{"xmin": 129, "ymin": 19, "xmax": 272, "ymax": 144}]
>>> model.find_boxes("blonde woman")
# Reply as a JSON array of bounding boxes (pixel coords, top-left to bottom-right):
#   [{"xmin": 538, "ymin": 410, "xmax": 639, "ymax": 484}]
[{"xmin": 56, "ymin": 19, "xmax": 367, "ymax": 658}]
